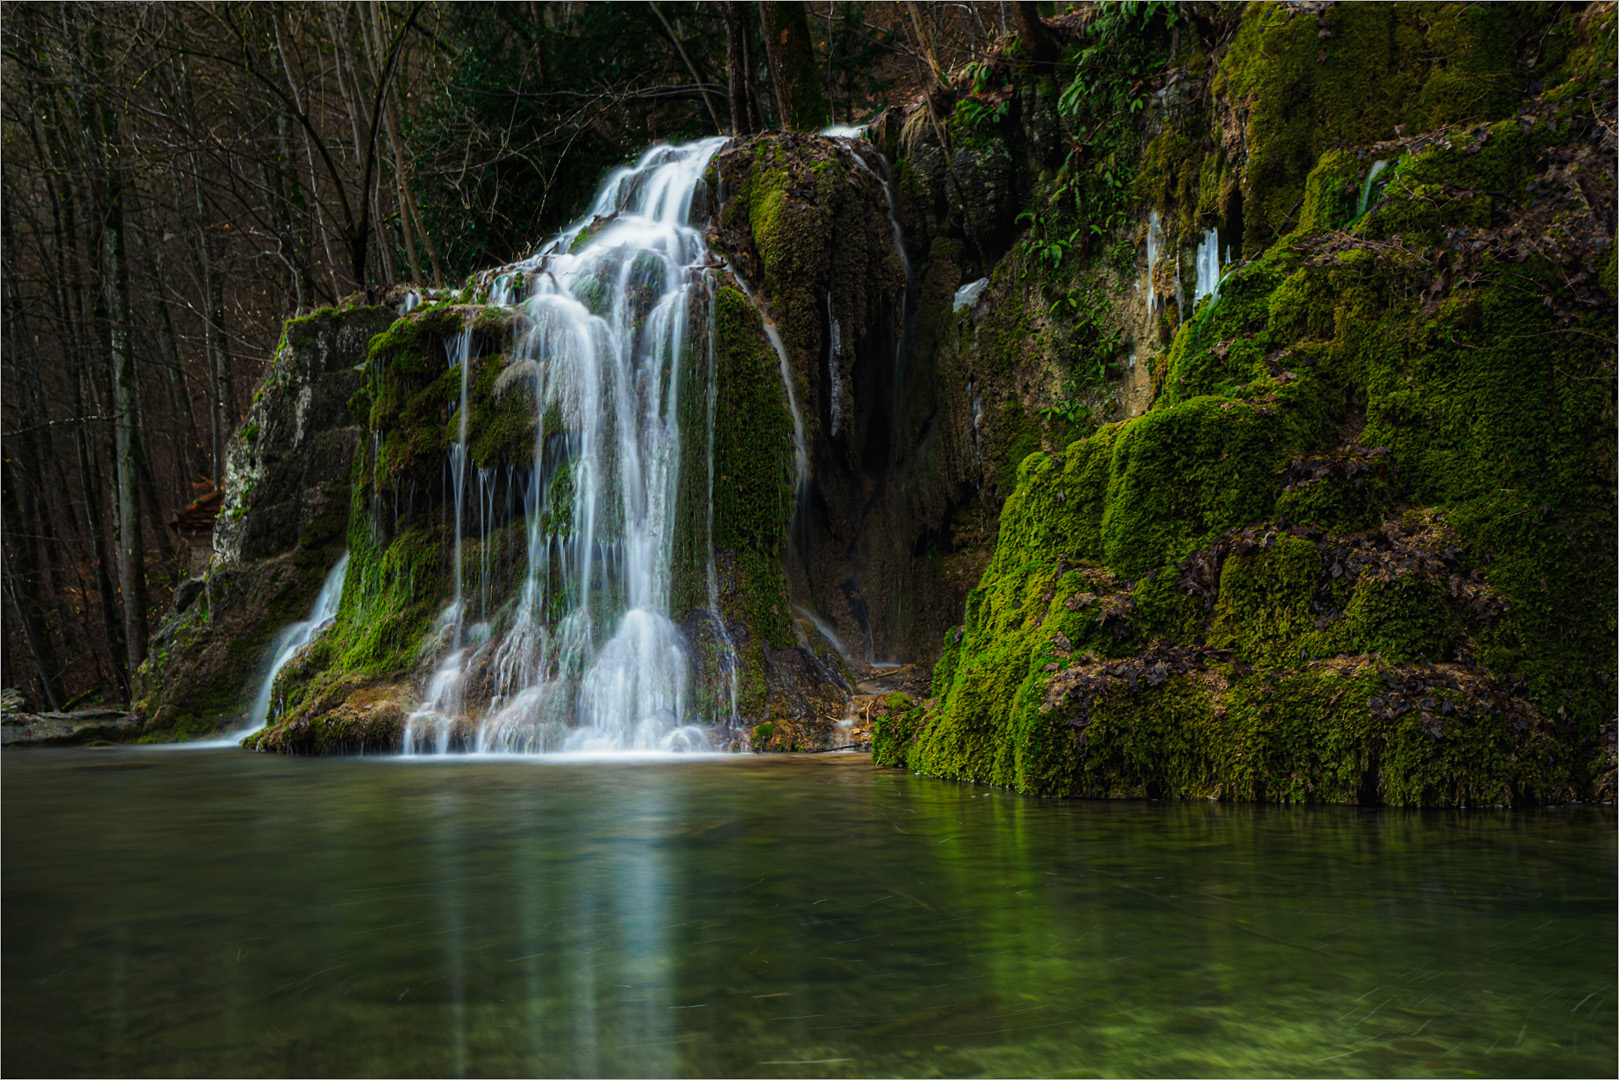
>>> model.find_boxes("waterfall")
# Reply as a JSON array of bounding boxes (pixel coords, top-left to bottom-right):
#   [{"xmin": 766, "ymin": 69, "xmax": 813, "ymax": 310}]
[
  {"xmin": 405, "ymin": 137, "xmax": 732, "ymax": 755},
  {"xmin": 372, "ymin": 134, "xmax": 922, "ymax": 755},
  {"xmin": 402, "ymin": 330, "xmax": 475, "ymax": 755},
  {"xmin": 826, "ymin": 295, "xmax": 844, "ymax": 437},
  {"xmin": 236, "ymin": 552, "xmax": 350, "ymax": 743}
]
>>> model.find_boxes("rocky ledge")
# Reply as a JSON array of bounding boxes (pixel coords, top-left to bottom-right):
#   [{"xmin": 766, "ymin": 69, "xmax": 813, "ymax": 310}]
[{"xmin": 1, "ymin": 709, "xmax": 143, "ymax": 747}]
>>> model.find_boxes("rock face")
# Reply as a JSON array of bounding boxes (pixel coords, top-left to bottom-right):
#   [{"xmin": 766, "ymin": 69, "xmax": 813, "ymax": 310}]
[{"xmin": 138, "ymin": 305, "xmax": 393, "ymax": 739}]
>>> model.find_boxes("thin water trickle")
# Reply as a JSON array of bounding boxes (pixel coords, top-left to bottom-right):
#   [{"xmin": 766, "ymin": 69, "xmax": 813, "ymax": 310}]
[
  {"xmin": 703, "ymin": 277, "xmax": 740, "ymax": 732},
  {"xmin": 230, "ymin": 553, "xmax": 350, "ymax": 745},
  {"xmin": 1359, "ymin": 159, "xmax": 1391, "ymax": 217},
  {"xmin": 723, "ymin": 265, "xmax": 809, "ymax": 503},
  {"xmin": 794, "ymin": 604, "xmax": 852, "ymax": 665},
  {"xmin": 827, "ymin": 133, "xmax": 914, "ymax": 382}
]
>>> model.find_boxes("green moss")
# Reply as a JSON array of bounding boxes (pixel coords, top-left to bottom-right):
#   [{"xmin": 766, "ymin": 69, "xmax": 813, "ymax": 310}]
[
  {"xmin": 1137, "ymin": 128, "xmax": 1204, "ymax": 235},
  {"xmin": 542, "ymin": 459, "xmax": 574, "ymax": 539},
  {"xmin": 1101, "ymin": 396, "xmax": 1295, "ymax": 575},
  {"xmin": 465, "ymin": 353, "xmax": 537, "ymax": 469},
  {"xmin": 1298, "ymin": 150, "xmax": 1362, "ymax": 233},
  {"xmin": 705, "ymin": 286, "xmax": 795, "ymax": 645},
  {"xmin": 871, "ymin": 702, "xmax": 927, "ymax": 768},
  {"xmin": 366, "ymin": 304, "xmax": 464, "ymax": 374},
  {"xmin": 264, "ymin": 462, "xmax": 445, "ymax": 732},
  {"xmin": 1217, "ymin": 3, "xmax": 1564, "ymax": 253}
]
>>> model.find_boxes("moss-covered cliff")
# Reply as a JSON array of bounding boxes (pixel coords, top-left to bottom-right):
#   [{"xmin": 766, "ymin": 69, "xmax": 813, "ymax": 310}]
[{"xmin": 875, "ymin": 1, "xmax": 1617, "ymax": 805}]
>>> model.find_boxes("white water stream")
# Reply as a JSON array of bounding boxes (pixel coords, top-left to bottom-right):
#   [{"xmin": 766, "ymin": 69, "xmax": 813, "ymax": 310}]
[{"xmin": 228, "ymin": 552, "xmax": 350, "ymax": 745}]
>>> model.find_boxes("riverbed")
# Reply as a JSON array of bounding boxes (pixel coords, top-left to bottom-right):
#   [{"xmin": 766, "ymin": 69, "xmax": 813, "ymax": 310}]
[{"xmin": 2, "ymin": 749, "xmax": 1612, "ymax": 1077}]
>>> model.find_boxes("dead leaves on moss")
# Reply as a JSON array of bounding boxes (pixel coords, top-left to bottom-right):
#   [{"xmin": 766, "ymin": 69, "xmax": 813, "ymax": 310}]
[
  {"xmin": 1167, "ymin": 513, "xmax": 1504, "ymax": 629},
  {"xmin": 1040, "ymin": 644, "xmax": 1231, "ymax": 741}
]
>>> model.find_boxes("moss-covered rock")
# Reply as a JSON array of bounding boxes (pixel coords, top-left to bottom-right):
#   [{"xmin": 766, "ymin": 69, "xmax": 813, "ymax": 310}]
[
  {"xmin": 897, "ymin": 6, "xmax": 1616, "ymax": 804},
  {"xmin": 139, "ymin": 303, "xmax": 395, "ymax": 740}
]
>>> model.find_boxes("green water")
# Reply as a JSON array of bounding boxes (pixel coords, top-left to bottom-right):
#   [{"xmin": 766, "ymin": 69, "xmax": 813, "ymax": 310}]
[{"xmin": 2, "ymin": 749, "xmax": 1612, "ymax": 1078}]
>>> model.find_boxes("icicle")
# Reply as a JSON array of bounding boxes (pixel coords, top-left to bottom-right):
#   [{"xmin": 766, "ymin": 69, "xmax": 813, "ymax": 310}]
[
  {"xmin": 953, "ymin": 278, "xmax": 990, "ymax": 313},
  {"xmin": 1194, "ymin": 228, "xmax": 1222, "ymax": 305},
  {"xmin": 1146, "ymin": 210, "xmax": 1163, "ymax": 311}
]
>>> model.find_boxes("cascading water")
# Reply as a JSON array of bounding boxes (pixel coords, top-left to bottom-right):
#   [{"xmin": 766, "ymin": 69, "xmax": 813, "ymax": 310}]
[
  {"xmin": 235, "ymin": 552, "xmax": 350, "ymax": 742},
  {"xmin": 403, "ymin": 137, "xmax": 735, "ymax": 755},
  {"xmin": 402, "ymin": 330, "xmax": 478, "ymax": 755}
]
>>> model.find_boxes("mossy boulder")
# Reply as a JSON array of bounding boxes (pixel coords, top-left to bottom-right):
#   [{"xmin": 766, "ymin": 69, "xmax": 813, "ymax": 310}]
[{"xmin": 139, "ymin": 302, "xmax": 394, "ymax": 740}]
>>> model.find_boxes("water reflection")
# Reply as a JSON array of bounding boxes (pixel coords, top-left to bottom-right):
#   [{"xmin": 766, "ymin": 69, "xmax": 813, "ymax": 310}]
[{"xmin": 2, "ymin": 751, "xmax": 1613, "ymax": 1077}]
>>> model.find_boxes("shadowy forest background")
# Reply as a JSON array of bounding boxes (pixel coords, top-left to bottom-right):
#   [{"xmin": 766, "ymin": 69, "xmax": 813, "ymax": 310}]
[{"xmin": 1, "ymin": 0, "xmax": 1043, "ymax": 710}]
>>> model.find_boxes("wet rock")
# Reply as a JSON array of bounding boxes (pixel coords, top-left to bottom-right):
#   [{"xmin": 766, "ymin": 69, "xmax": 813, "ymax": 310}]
[{"xmin": 1, "ymin": 710, "xmax": 142, "ymax": 747}]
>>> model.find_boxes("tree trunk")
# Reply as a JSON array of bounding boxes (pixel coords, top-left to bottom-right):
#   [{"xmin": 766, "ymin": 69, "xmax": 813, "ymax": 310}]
[
  {"xmin": 76, "ymin": 371, "xmax": 130, "ymax": 701},
  {"xmin": 1011, "ymin": 1, "xmax": 1059, "ymax": 68},
  {"xmin": 0, "ymin": 205, "xmax": 64, "ymax": 710},
  {"xmin": 362, "ymin": 0, "xmax": 429, "ymax": 286},
  {"xmin": 651, "ymin": 2, "xmax": 724, "ymax": 135},
  {"xmin": 906, "ymin": 2, "xmax": 946, "ymax": 91},
  {"xmin": 143, "ymin": 223, "xmax": 204, "ymax": 496},
  {"xmin": 757, "ymin": 2, "xmax": 792, "ymax": 130},
  {"xmin": 1, "ymin": 552, "xmax": 62, "ymax": 712},
  {"xmin": 724, "ymin": 2, "xmax": 755, "ymax": 136},
  {"xmin": 91, "ymin": 29, "xmax": 150, "ymax": 684},
  {"xmin": 760, "ymin": 2, "xmax": 828, "ymax": 130},
  {"xmin": 741, "ymin": 7, "xmax": 764, "ymax": 132}
]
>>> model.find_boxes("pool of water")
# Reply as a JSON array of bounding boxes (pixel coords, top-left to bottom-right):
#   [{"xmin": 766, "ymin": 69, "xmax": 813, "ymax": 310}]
[{"xmin": 2, "ymin": 748, "xmax": 1612, "ymax": 1077}]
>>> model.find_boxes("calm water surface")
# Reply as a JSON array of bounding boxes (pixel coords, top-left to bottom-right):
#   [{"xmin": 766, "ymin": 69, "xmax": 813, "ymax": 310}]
[{"xmin": 2, "ymin": 749, "xmax": 1613, "ymax": 1078}]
